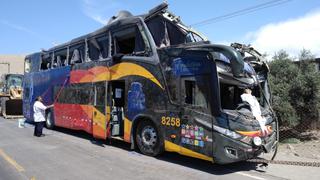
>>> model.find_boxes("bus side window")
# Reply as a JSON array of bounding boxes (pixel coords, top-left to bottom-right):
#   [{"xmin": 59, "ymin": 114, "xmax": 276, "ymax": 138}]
[
  {"xmin": 54, "ymin": 49, "xmax": 68, "ymax": 67},
  {"xmin": 146, "ymin": 16, "xmax": 187, "ymax": 47},
  {"xmin": 40, "ymin": 53, "xmax": 52, "ymax": 70},
  {"xmin": 24, "ymin": 58, "xmax": 31, "ymax": 73},
  {"xmin": 70, "ymin": 49, "xmax": 81, "ymax": 64},
  {"xmin": 52, "ymin": 55, "xmax": 58, "ymax": 68},
  {"xmin": 112, "ymin": 25, "xmax": 146, "ymax": 56},
  {"xmin": 69, "ymin": 43, "xmax": 85, "ymax": 65},
  {"xmin": 89, "ymin": 34, "xmax": 109, "ymax": 61}
]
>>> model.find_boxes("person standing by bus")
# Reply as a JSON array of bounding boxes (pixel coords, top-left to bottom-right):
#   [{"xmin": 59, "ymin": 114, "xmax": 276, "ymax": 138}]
[{"xmin": 33, "ymin": 96, "xmax": 53, "ymax": 137}]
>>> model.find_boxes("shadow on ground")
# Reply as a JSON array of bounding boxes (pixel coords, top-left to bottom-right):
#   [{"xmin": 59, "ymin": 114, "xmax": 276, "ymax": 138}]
[{"xmin": 41, "ymin": 124, "xmax": 265, "ymax": 175}]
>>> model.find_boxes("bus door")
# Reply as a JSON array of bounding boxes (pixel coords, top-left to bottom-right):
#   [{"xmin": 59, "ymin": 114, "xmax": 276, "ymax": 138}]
[
  {"xmin": 92, "ymin": 81, "xmax": 108, "ymax": 139},
  {"xmin": 108, "ymin": 81, "xmax": 125, "ymax": 137},
  {"xmin": 179, "ymin": 75, "xmax": 214, "ymax": 158}
]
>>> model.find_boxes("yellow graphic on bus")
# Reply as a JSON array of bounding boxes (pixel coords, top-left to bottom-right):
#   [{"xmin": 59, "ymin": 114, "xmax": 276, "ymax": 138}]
[{"xmin": 161, "ymin": 116, "xmax": 181, "ymax": 127}]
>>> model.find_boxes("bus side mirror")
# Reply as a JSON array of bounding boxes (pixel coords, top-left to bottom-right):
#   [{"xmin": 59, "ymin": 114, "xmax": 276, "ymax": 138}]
[{"xmin": 112, "ymin": 53, "xmax": 124, "ymax": 63}]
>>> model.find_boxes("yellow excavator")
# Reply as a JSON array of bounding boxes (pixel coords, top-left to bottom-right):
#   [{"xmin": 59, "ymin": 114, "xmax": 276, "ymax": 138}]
[{"xmin": 0, "ymin": 74, "xmax": 23, "ymax": 118}]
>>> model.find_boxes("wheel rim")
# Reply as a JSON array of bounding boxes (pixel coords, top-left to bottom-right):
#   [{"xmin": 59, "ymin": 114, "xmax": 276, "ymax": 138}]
[{"xmin": 141, "ymin": 125, "xmax": 157, "ymax": 148}]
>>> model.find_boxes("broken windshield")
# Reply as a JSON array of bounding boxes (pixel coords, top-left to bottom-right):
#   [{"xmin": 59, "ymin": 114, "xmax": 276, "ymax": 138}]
[
  {"xmin": 220, "ymin": 82, "xmax": 270, "ymax": 110},
  {"xmin": 217, "ymin": 44, "xmax": 271, "ymax": 112}
]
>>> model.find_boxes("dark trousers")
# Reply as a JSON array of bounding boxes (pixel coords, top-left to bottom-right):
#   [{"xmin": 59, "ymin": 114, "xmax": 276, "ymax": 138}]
[{"xmin": 34, "ymin": 121, "xmax": 45, "ymax": 137}]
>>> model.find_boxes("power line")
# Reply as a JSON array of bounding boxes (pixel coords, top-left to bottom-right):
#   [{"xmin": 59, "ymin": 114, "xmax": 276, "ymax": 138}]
[
  {"xmin": 191, "ymin": 0, "xmax": 291, "ymax": 27},
  {"xmin": 190, "ymin": 0, "xmax": 293, "ymax": 27}
]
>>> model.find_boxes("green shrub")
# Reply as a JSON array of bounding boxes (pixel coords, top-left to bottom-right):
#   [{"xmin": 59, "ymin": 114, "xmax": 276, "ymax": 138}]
[{"xmin": 268, "ymin": 50, "xmax": 320, "ymax": 129}]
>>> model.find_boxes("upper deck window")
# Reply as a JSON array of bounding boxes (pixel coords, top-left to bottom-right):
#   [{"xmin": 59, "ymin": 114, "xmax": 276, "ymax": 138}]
[
  {"xmin": 24, "ymin": 58, "xmax": 31, "ymax": 73},
  {"xmin": 186, "ymin": 32, "xmax": 204, "ymax": 43},
  {"xmin": 146, "ymin": 16, "xmax": 187, "ymax": 47},
  {"xmin": 69, "ymin": 43, "xmax": 85, "ymax": 65},
  {"xmin": 40, "ymin": 53, "xmax": 52, "ymax": 70},
  {"xmin": 88, "ymin": 34, "xmax": 109, "ymax": 61},
  {"xmin": 112, "ymin": 25, "xmax": 149, "ymax": 56},
  {"xmin": 54, "ymin": 48, "xmax": 68, "ymax": 67}
]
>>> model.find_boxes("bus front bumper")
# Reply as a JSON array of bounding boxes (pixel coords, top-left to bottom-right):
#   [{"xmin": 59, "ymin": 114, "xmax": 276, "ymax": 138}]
[{"xmin": 212, "ymin": 132, "xmax": 277, "ymax": 164}]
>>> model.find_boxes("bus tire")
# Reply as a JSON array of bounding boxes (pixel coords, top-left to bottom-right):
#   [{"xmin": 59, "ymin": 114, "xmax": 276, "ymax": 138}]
[
  {"xmin": 135, "ymin": 120, "xmax": 163, "ymax": 156},
  {"xmin": 45, "ymin": 110, "xmax": 55, "ymax": 129}
]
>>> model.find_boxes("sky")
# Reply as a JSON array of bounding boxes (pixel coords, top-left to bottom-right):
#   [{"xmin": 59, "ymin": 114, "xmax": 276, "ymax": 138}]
[{"xmin": 1, "ymin": 0, "xmax": 320, "ymax": 59}]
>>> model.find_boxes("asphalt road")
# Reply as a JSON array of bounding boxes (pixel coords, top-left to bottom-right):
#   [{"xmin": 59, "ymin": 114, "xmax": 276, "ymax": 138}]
[{"xmin": 0, "ymin": 117, "xmax": 319, "ymax": 180}]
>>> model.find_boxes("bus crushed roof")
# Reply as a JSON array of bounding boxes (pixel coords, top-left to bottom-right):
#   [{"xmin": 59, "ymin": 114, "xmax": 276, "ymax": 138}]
[{"xmin": 46, "ymin": 3, "xmax": 171, "ymax": 52}]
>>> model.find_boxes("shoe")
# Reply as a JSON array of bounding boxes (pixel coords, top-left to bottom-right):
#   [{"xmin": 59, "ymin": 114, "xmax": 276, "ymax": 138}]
[{"xmin": 40, "ymin": 134, "xmax": 45, "ymax": 137}]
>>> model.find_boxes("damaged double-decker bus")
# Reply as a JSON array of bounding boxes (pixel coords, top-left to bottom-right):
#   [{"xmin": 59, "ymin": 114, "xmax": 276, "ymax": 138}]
[{"xmin": 23, "ymin": 3, "xmax": 278, "ymax": 164}]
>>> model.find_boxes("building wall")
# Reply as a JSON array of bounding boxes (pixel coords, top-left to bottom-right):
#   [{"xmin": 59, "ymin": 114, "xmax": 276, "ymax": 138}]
[
  {"xmin": 0, "ymin": 55, "xmax": 25, "ymax": 77},
  {"xmin": 294, "ymin": 58, "xmax": 320, "ymax": 72}
]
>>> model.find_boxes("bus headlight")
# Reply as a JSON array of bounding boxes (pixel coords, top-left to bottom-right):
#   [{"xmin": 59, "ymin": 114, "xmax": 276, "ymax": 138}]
[{"xmin": 253, "ymin": 136, "xmax": 262, "ymax": 146}]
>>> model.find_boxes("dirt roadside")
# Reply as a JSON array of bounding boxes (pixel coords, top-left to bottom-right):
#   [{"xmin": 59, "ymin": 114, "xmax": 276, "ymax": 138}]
[{"xmin": 276, "ymin": 130, "xmax": 320, "ymax": 162}]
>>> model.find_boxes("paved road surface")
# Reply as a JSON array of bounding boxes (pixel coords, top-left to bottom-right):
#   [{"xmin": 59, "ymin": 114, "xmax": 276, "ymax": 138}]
[{"xmin": 0, "ymin": 117, "xmax": 318, "ymax": 180}]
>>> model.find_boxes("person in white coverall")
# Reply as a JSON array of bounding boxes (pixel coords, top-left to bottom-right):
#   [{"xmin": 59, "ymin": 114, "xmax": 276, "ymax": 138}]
[
  {"xmin": 33, "ymin": 96, "xmax": 53, "ymax": 137},
  {"xmin": 241, "ymin": 88, "xmax": 268, "ymax": 136}
]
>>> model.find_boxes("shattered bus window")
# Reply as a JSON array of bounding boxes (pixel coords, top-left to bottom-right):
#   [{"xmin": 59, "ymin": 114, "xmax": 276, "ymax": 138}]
[
  {"xmin": 69, "ymin": 43, "xmax": 85, "ymax": 65},
  {"xmin": 146, "ymin": 15, "xmax": 197, "ymax": 47},
  {"xmin": 24, "ymin": 58, "xmax": 31, "ymax": 73},
  {"xmin": 88, "ymin": 34, "xmax": 109, "ymax": 61},
  {"xmin": 54, "ymin": 48, "xmax": 68, "ymax": 67},
  {"xmin": 40, "ymin": 53, "xmax": 52, "ymax": 70},
  {"xmin": 112, "ymin": 26, "xmax": 146, "ymax": 55}
]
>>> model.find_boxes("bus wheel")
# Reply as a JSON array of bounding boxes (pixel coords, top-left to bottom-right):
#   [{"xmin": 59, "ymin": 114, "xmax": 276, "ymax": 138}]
[
  {"xmin": 135, "ymin": 120, "xmax": 163, "ymax": 156},
  {"xmin": 45, "ymin": 111, "xmax": 55, "ymax": 129}
]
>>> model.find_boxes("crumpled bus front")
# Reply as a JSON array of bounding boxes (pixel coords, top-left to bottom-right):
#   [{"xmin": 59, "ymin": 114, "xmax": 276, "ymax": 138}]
[{"xmin": 211, "ymin": 43, "xmax": 278, "ymax": 164}]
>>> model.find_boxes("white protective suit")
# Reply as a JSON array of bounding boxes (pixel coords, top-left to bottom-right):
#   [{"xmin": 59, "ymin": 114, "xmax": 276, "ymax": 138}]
[{"xmin": 33, "ymin": 101, "xmax": 47, "ymax": 122}]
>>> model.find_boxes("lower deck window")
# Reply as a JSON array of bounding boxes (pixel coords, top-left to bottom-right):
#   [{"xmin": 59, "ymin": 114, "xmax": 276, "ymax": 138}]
[{"xmin": 56, "ymin": 85, "xmax": 92, "ymax": 105}]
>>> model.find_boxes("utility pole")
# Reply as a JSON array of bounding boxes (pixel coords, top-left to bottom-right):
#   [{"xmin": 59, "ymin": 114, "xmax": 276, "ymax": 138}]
[{"xmin": 0, "ymin": 62, "xmax": 10, "ymax": 73}]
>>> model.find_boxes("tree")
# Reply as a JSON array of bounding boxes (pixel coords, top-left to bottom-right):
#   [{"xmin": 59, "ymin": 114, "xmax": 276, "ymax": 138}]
[
  {"xmin": 268, "ymin": 50, "xmax": 320, "ymax": 129},
  {"xmin": 269, "ymin": 50, "xmax": 299, "ymax": 127},
  {"xmin": 290, "ymin": 49, "xmax": 320, "ymax": 128}
]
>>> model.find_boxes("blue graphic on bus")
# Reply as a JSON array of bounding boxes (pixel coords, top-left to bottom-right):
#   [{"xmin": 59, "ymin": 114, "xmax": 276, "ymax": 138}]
[
  {"xmin": 172, "ymin": 57, "xmax": 211, "ymax": 76},
  {"xmin": 127, "ymin": 82, "xmax": 146, "ymax": 120}
]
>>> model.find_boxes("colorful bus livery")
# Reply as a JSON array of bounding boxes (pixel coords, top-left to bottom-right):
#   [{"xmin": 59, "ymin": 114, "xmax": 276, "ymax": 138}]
[{"xmin": 23, "ymin": 3, "xmax": 278, "ymax": 164}]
